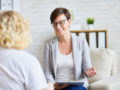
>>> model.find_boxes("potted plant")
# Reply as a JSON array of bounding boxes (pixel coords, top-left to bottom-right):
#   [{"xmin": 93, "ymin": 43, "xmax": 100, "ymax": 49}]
[{"xmin": 87, "ymin": 18, "xmax": 94, "ymax": 30}]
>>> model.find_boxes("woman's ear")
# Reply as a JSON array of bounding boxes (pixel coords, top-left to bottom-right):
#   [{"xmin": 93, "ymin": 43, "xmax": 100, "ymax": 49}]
[
  {"xmin": 68, "ymin": 19, "xmax": 71, "ymax": 24},
  {"xmin": 67, "ymin": 19, "xmax": 71, "ymax": 28}
]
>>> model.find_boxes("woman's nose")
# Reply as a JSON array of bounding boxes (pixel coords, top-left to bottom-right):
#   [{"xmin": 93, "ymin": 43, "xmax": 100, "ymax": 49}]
[{"xmin": 56, "ymin": 24, "xmax": 61, "ymax": 29}]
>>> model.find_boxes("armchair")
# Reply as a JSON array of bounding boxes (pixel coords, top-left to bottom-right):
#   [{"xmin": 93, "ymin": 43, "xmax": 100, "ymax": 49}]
[{"xmin": 88, "ymin": 48, "xmax": 120, "ymax": 90}]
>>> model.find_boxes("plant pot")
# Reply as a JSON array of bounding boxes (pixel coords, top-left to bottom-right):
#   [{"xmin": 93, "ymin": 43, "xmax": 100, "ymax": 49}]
[{"xmin": 88, "ymin": 24, "xmax": 94, "ymax": 30}]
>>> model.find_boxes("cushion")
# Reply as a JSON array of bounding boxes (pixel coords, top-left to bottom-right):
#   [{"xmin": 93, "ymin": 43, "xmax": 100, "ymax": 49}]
[{"xmin": 88, "ymin": 48, "xmax": 115, "ymax": 84}]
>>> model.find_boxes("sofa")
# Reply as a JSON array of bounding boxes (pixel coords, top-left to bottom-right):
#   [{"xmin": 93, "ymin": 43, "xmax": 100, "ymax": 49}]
[{"xmin": 88, "ymin": 48, "xmax": 120, "ymax": 90}]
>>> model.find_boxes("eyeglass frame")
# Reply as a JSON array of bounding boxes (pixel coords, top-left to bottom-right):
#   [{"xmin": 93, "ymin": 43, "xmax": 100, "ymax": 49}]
[{"xmin": 51, "ymin": 19, "xmax": 67, "ymax": 27}]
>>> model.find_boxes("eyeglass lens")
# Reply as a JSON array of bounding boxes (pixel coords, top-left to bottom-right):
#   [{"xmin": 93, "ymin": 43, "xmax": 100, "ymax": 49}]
[{"xmin": 52, "ymin": 20, "xmax": 66, "ymax": 27}]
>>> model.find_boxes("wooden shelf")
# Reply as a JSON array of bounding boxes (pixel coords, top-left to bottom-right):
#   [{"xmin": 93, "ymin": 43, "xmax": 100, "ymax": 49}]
[{"xmin": 70, "ymin": 30, "xmax": 107, "ymax": 48}]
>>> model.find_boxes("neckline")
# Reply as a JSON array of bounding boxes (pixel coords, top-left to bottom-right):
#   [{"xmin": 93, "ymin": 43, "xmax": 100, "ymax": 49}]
[{"xmin": 57, "ymin": 48, "xmax": 72, "ymax": 56}]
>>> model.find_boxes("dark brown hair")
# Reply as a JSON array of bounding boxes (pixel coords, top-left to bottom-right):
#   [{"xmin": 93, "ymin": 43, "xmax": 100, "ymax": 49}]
[{"xmin": 50, "ymin": 7, "xmax": 71, "ymax": 23}]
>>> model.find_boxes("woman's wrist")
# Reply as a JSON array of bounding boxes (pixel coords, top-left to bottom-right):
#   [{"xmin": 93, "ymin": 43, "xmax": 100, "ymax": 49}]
[
  {"xmin": 48, "ymin": 82, "xmax": 54, "ymax": 89},
  {"xmin": 48, "ymin": 82, "xmax": 54, "ymax": 85}
]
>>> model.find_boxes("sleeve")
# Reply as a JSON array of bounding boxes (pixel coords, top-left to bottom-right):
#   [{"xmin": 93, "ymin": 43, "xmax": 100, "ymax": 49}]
[
  {"xmin": 43, "ymin": 41, "xmax": 55, "ymax": 84},
  {"xmin": 25, "ymin": 57, "xmax": 48, "ymax": 90},
  {"xmin": 82, "ymin": 37, "xmax": 92, "ymax": 73}
]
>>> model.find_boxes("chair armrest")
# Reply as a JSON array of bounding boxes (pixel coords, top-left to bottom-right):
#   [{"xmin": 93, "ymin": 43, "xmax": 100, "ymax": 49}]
[{"xmin": 88, "ymin": 73, "xmax": 120, "ymax": 90}]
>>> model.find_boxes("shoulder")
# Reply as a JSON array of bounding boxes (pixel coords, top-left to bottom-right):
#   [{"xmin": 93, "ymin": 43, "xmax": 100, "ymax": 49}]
[
  {"xmin": 0, "ymin": 49, "xmax": 40, "ymax": 70},
  {"xmin": 72, "ymin": 35, "xmax": 88, "ymax": 50},
  {"xmin": 45, "ymin": 36, "xmax": 57, "ymax": 43},
  {"xmin": 72, "ymin": 35, "xmax": 85, "ymax": 43},
  {"xmin": 13, "ymin": 49, "xmax": 35, "ymax": 58},
  {"xmin": 0, "ymin": 48, "xmax": 36, "ymax": 60},
  {"xmin": 20, "ymin": 50, "xmax": 36, "ymax": 59},
  {"xmin": 11, "ymin": 49, "xmax": 39, "ymax": 64},
  {"xmin": 44, "ymin": 36, "xmax": 57, "ymax": 48}
]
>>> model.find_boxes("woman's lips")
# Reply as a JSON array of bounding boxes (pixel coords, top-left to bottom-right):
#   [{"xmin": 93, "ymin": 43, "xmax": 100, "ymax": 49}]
[{"xmin": 57, "ymin": 29, "xmax": 62, "ymax": 32}]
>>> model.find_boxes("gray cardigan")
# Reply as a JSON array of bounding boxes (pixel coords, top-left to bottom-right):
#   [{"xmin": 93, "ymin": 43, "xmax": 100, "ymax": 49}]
[{"xmin": 43, "ymin": 35, "xmax": 92, "ymax": 87}]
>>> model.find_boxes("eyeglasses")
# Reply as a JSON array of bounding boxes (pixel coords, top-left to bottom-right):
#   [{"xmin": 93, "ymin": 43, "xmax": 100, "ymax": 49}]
[{"xmin": 52, "ymin": 20, "xmax": 67, "ymax": 27}]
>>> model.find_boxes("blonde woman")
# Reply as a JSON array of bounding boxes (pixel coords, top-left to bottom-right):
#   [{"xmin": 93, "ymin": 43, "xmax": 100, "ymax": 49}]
[{"xmin": 0, "ymin": 11, "xmax": 47, "ymax": 90}]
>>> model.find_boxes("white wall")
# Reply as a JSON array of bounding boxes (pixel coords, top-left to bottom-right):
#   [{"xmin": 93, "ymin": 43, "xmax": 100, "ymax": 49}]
[{"xmin": 20, "ymin": 0, "xmax": 120, "ymax": 71}]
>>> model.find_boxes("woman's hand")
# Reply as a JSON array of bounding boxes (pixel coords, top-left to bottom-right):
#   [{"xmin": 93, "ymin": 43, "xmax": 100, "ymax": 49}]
[
  {"xmin": 84, "ymin": 67, "xmax": 96, "ymax": 77},
  {"xmin": 43, "ymin": 82, "xmax": 54, "ymax": 90},
  {"xmin": 54, "ymin": 83, "xmax": 68, "ymax": 90}
]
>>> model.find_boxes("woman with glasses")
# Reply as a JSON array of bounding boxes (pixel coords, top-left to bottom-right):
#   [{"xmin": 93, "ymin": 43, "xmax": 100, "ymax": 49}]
[{"xmin": 44, "ymin": 7, "xmax": 96, "ymax": 90}]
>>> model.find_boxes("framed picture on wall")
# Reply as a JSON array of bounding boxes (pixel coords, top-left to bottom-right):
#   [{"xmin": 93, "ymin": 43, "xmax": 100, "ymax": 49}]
[
  {"xmin": 0, "ymin": 0, "xmax": 20, "ymax": 11},
  {"xmin": 0, "ymin": 0, "xmax": 13, "ymax": 10}
]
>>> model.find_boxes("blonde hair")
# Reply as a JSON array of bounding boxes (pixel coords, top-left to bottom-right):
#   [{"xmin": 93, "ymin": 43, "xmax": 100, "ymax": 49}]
[{"xmin": 0, "ymin": 10, "xmax": 32, "ymax": 50}]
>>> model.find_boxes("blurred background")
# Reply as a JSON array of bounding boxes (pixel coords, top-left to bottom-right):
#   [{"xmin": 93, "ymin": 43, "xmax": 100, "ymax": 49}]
[{"xmin": 0, "ymin": 0, "xmax": 120, "ymax": 71}]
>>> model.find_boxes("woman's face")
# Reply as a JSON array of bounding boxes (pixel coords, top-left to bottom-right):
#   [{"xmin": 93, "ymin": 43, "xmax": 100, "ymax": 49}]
[{"xmin": 52, "ymin": 14, "xmax": 71, "ymax": 36}]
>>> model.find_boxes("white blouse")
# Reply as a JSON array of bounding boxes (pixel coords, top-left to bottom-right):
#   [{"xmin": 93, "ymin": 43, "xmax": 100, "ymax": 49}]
[{"xmin": 55, "ymin": 49, "xmax": 75, "ymax": 82}]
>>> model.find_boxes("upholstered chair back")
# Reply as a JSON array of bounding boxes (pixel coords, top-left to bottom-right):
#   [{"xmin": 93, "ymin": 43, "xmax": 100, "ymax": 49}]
[{"xmin": 88, "ymin": 48, "xmax": 118, "ymax": 84}]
